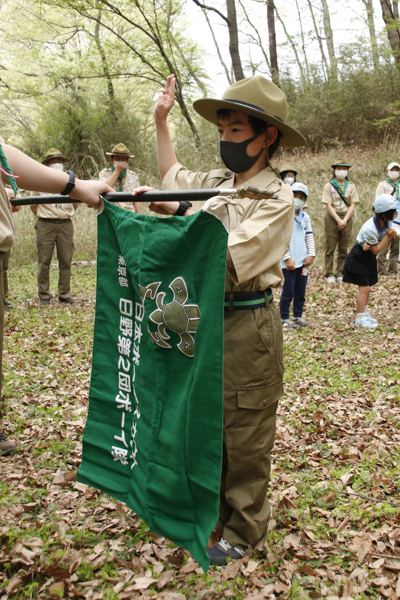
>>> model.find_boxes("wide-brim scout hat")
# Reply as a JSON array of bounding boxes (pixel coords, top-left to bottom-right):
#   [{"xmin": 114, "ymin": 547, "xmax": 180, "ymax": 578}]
[
  {"xmin": 42, "ymin": 148, "xmax": 69, "ymax": 165},
  {"xmin": 106, "ymin": 143, "xmax": 134, "ymax": 158},
  {"xmin": 193, "ymin": 76, "xmax": 306, "ymax": 148},
  {"xmin": 280, "ymin": 164, "xmax": 298, "ymax": 177},
  {"xmin": 331, "ymin": 160, "xmax": 351, "ymax": 168}
]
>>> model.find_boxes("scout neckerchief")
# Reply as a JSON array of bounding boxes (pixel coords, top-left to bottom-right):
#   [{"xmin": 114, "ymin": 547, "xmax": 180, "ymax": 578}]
[
  {"xmin": 111, "ymin": 164, "xmax": 127, "ymax": 192},
  {"xmin": 331, "ymin": 177, "xmax": 349, "ymax": 208},
  {"xmin": 385, "ymin": 177, "xmax": 400, "ymax": 202},
  {"xmin": 0, "ymin": 143, "xmax": 19, "ymax": 196}
]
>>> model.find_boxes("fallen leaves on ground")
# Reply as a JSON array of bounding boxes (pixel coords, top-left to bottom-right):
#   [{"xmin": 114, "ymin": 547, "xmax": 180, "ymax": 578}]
[{"xmin": 1, "ymin": 264, "xmax": 400, "ymax": 599}]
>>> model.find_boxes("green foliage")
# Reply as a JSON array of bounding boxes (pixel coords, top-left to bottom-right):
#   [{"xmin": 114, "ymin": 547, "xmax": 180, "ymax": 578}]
[
  {"xmin": 0, "ymin": 0, "xmax": 208, "ymax": 181},
  {"xmin": 283, "ymin": 42, "xmax": 400, "ymax": 151},
  {"xmin": 76, "ymin": 561, "xmax": 96, "ymax": 581}
]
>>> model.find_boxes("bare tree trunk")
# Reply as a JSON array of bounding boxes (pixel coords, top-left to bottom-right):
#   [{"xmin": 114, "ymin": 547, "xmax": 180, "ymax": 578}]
[
  {"xmin": 204, "ymin": 10, "xmax": 233, "ymax": 85},
  {"xmin": 275, "ymin": 4, "xmax": 305, "ymax": 80},
  {"xmin": 379, "ymin": 0, "xmax": 400, "ymax": 67},
  {"xmin": 306, "ymin": 0, "xmax": 328, "ymax": 78},
  {"xmin": 93, "ymin": 5, "xmax": 115, "ymax": 106},
  {"xmin": 320, "ymin": 0, "xmax": 336, "ymax": 74},
  {"xmin": 361, "ymin": 0, "xmax": 379, "ymax": 70},
  {"xmin": 266, "ymin": 0, "xmax": 279, "ymax": 85},
  {"xmin": 191, "ymin": 0, "xmax": 245, "ymax": 81},
  {"xmin": 295, "ymin": 0, "xmax": 310, "ymax": 79},
  {"xmin": 226, "ymin": 0, "xmax": 245, "ymax": 80}
]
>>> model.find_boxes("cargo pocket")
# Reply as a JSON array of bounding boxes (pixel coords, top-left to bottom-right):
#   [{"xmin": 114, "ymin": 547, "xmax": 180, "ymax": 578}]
[{"xmin": 233, "ymin": 380, "xmax": 283, "ymax": 457}]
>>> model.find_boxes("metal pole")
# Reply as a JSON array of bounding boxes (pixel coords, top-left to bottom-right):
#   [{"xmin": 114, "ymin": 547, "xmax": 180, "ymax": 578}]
[
  {"xmin": 11, "ymin": 189, "xmax": 235, "ymax": 207},
  {"xmin": 10, "ymin": 186, "xmax": 278, "ymax": 207}
]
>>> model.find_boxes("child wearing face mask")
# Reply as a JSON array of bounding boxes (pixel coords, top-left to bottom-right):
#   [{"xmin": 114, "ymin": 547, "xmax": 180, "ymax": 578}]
[
  {"xmin": 343, "ymin": 194, "xmax": 400, "ymax": 328},
  {"xmin": 375, "ymin": 162, "xmax": 400, "ymax": 276},
  {"xmin": 279, "ymin": 183, "xmax": 315, "ymax": 329},
  {"xmin": 321, "ymin": 160, "xmax": 359, "ymax": 284},
  {"xmin": 279, "ymin": 164, "xmax": 297, "ymax": 187}
]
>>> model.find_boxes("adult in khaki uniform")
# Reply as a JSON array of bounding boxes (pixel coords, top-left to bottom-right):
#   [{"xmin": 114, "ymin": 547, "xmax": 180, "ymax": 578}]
[
  {"xmin": 30, "ymin": 149, "xmax": 78, "ymax": 305},
  {"xmin": 0, "ymin": 139, "xmax": 113, "ymax": 455},
  {"xmin": 147, "ymin": 74, "xmax": 306, "ymax": 565},
  {"xmin": 99, "ymin": 143, "xmax": 141, "ymax": 213},
  {"xmin": 321, "ymin": 161, "xmax": 359, "ymax": 283},
  {"xmin": 375, "ymin": 162, "xmax": 400, "ymax": 275}
]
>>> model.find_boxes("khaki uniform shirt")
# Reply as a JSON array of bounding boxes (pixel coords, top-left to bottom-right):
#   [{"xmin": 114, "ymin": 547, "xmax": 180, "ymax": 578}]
[
  {"xmin": 321, "ymin": 180, "xmax": 359, "ymax": 215},
  {"xmin": 30, "ymin": 191, "xmax": 76, "ymax": 220},
  {"xmin": 162, "ymin": 163, "xmax": 294, "ymax": 292},
  {"xmin": 0, "ymin": 137, "xmax": 15, "ymax": 252},
  {"xmin": 99, "ymin": 168, "xmax": 140, "ymax": 211},
  {"xmin": 376, "ymin": 180, "xmax": 398, "ymax": 198}
]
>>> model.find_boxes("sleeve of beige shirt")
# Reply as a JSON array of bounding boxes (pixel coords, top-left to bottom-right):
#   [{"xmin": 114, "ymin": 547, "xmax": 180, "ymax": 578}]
[
  {"xmin": 162, "ymin": 163, "xmax": 216, "ymax": 191},
  {"xmin": 99, "ymin": 169, "xmax": 112, "ymax": 183},
  {"xmin": 321, "ymin": 183, "xmax": 332, "ymax": 205},
  {"xmin": 349, "ymin": 183, "xmax": 359, "ymax": 204},
  {"xmin": 228, "ymin": 191, "xmax": 295, "ymax": 286},
  {"xmin": 375, "ymin": 181, "xmax": 387, "ymax": 198}
]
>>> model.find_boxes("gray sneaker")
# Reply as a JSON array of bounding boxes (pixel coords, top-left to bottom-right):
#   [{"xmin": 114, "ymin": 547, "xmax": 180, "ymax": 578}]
[
  {"xmin": 292, "ymin": 317, "xmax": 310, "ymax": 327},
  {"xmin": 0, "ymin": 432, "xmax": 17, "ymax": 456},
  {"xmin": 281, "ymin": 319, "xmax": 299, "ymax": 329}
]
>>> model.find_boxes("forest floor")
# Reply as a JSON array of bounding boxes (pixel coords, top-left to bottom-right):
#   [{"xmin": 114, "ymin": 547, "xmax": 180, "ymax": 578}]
[{"xmin": 1, "ymin": 263, "xmax": 400, "ymax": 600}]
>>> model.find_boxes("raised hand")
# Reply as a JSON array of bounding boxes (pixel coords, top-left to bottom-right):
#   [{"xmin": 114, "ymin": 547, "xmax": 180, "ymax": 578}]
[{"xmin": 153, "ymin": 74, "xmax": 176, "ymax": 123}]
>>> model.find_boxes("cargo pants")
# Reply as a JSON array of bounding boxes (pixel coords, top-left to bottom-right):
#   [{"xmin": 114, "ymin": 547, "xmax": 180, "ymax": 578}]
[
  {"xmin": 216, "ymin": 295, "xmax": 284, "ymax": 549},
  {"xmin": 324, "ymin": 212, "xmax": 353, "ymax": 278},
  {"xmin": 35, "ymin": 218, "xmax": 74, "ymax": 300},
  {"xmin": 377, "ymin": 237, "xmax": 399, "ymax": 275}
]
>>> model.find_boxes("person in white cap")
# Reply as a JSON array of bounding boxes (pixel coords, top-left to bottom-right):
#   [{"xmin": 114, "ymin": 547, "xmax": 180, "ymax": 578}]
[
  {"xmin": 343, "ymin": 194, "xmax": 400, "ymax": 328},
  {"xmin": 375, "ymin": 162, "xmax": 400, "ymax": 275},
  {"xmin": 279, "ymin": 182, "xmax": 315, "ymax": 329}
]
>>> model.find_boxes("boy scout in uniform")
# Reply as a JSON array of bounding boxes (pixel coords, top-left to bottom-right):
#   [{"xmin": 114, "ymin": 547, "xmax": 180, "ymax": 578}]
[
  {"xmin": 148, "ymin": 74, "xmax": 306, "ymax": 565},
  {"xmin": 321, "ymin": 161, "xmax": 359, "ymax": 283},
  {"xmin": 30, "ymin": 149, "xmax": 79, "ymax": 305},
  {"xmin": 99, "ymin": 143, "xmax": 142, "ymax": 213},
  {"xmin": 375, "ymin": 162, "xmax": 400, "ymax": 275},
  {"xmin": 0, "ymin": 139, "xmax": 112, "ymax": 455}
]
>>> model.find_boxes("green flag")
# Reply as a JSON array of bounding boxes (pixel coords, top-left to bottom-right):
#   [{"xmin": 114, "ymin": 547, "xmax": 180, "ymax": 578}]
[{"xmin": 77, "ymin": 200, "xmax": 229, "ymax": 571}]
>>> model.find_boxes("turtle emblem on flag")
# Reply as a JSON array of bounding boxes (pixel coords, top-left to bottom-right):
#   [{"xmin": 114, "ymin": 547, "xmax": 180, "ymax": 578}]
[{"xmin": 141, "ymin": 277, "xmax": 201, "ymax": 358}]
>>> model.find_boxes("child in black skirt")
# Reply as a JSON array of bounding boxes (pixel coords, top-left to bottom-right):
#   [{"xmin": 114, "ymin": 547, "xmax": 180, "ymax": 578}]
[{"xmin": 343, "ymin": 194, "xmax": 400, "ymax": 328}]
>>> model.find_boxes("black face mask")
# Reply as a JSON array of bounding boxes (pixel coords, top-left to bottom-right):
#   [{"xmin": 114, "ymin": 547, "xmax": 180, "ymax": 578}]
[{"xmin": 219, "ymin": 134, "xmax": 265, "ymax": 174}]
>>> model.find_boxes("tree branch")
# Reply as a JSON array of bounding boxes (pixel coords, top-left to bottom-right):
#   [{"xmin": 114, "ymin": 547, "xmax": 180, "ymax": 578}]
[{"xmin": 190, "ymin": 0, "xmax": 228, "ymax": 22}]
